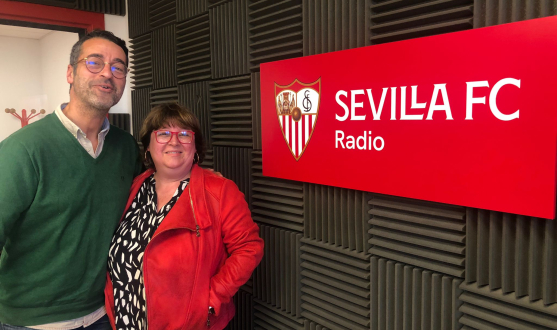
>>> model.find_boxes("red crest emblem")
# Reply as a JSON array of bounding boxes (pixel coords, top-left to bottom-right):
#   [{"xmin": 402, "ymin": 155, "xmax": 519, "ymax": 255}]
[{"xmin": 274, "ymin": 78, "xmax": 321, "ymax": 160}]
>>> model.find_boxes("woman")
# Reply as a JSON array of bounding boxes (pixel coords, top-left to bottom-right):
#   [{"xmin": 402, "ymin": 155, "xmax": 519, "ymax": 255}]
[{"xmin": 104, "ymin": 103, "xmax": 264, "ymax": 330}]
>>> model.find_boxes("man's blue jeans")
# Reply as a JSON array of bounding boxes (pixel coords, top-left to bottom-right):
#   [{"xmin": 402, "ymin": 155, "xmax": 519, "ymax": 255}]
[{"xmin": 0, "ymin": 315, "xmax": 111, "ymax": 330}]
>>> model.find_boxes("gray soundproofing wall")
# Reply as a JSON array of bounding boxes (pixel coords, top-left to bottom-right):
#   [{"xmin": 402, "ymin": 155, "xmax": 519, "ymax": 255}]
[{"xmin": 122, "ymin": 0, "xmax": 557, "ymax": 329}]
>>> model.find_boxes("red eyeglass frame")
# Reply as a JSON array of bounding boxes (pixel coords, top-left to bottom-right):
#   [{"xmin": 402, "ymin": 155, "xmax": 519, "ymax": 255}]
[{"xmin": 153, "ymin": 130, "xmax": 195, "ymax": 144}]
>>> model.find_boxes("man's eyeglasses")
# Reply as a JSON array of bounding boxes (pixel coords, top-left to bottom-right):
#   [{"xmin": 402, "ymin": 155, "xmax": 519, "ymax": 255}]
[
  {"xmin": 74, "ymin": 57, "xmax": 129, "ymax": 79},
  {"xmin": 154, "ymin": 130, "xmax": 195, "ymax": 144}
]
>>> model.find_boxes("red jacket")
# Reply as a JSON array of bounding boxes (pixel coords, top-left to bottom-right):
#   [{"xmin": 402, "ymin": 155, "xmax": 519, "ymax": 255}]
[{"xmin": 104, "ymin": 165, "xmax": 264, "ymax": 329}]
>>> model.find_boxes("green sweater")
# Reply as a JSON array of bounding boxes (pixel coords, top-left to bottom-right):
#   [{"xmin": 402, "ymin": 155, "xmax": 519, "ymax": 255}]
[{"xmin": 0, "ymin": 114, "xmax": 142, "ymax": 325}]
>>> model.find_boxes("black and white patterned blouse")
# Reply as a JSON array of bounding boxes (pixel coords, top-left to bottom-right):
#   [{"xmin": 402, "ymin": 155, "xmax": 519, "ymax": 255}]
[{"xmin": 108, "ymin": 174, "xmax": 190, "ymax": 330}]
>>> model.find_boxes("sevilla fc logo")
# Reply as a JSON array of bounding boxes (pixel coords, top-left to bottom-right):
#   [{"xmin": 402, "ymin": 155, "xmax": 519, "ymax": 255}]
[{"xmin": 275, "ymin": 78, "xmax": 321, "ymax": 161}]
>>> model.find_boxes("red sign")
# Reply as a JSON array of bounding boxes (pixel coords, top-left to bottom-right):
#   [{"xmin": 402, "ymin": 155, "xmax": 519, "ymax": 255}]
[{"xmin": 261, "ymin": 16, "xmax": 557, "ymax": 219}]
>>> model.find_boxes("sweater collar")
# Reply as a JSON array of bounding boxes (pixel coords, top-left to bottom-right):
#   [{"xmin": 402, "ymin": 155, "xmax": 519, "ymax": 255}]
[{"xmin": 55, "ymin": 103, "xmax": 110, "ymax": 139}]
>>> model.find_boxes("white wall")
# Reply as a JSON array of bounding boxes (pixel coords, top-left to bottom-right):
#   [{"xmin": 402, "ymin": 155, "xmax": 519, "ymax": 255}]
[
  {"xmin": 0, "ymin": 36, "xmax": 45, "ymax": 141},
  {"xmin": 105, "ymin": 10, "xmax": 131, "ymax": 115},
  {"xmin": 39, "ymin": 31, "xmax": 78, "ymax": 113}
]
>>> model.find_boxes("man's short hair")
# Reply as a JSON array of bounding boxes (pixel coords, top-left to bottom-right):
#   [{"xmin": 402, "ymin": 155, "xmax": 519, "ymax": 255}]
[{"xmin": 69, "ymin": 29, "xmax": 129, "ymax": 68}]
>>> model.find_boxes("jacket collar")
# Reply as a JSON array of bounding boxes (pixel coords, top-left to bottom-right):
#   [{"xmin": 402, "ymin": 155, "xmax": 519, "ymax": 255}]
[{"xmin": 124, "ymin": 165, "xmax": 212, "ymax": 235}]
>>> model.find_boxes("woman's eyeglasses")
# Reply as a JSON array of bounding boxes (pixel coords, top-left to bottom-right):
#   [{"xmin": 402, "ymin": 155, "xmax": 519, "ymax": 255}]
[
  {"xmin": 154, "ymin": 130, "xmax": 195, "ymax": 144},
  {"xmin": 74, "ymin": 57, "xmax": 129, "ymax": 79}
]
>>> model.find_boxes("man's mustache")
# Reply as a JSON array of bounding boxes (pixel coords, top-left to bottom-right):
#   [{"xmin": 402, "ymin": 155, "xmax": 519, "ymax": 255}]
[{"xmin": 89, "ymin": 79, "xmax": 116, "ymax": 90}]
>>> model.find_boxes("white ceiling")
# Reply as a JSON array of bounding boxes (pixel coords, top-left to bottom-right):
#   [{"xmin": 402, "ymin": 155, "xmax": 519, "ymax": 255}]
[{"xmin": 0, "ymin": 25, "xmax": 53, "ymax": 40}]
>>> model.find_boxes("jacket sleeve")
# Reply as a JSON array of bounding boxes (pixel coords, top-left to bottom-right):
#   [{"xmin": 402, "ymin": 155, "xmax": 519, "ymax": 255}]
[
  {"xmin": 0, "ymin": 139, "xmax": 39, "ymax": 249},
  {"xmin": 209, "ymin": 180, "xmax": 264, "ymax": 315}
]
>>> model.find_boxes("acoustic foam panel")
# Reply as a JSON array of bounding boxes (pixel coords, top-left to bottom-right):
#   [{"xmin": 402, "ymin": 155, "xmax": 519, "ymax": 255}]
[
  {"xmin": 369, "ymin": 194, "xmax": 466, "ymax": 278},
  {"xmin": 370, "ymin": 0, "xmax": 474, "ymax": 44},
  {"xmin": 473, "ymin": 0, "xmax": 557, "ymax": 28},
  {"xmin": 151, "ymin": 24, "xmax": 177, "ymax": 89},
  {"xmin": 149, "ymin": 0, "xmax": 176, "ymax": 29},
  {"xmin": 128, "ymin": 0, "xmax": 150, "ymax": 38},
  {"xmin": 466, "ymin": 211, "xmax": 557, "ymax": 305},
  {"xmin": 305, "ymin": 184, "xmax": 370, "ymax": 254},
  {"xmin": 150, "ymin": 86, "xmax": 179, "ymax": 106},
  {"xmin": 371, "ymin": 257, "xmax": 463, "ymax": 330},
  {"xmin": 248, "ymin": 0, "xmax": 304, "ymax": 71},
  {"xmin": 129, "ymin": 33, "xmax": 153, "ymax": 90},
  {"xmin": 251, "ymin": 72, "xmax": 262, "ymax": 149},
  {"xmin": 303, "ymin": 0, "xmax": 370, "ymax": 56},
  {"xmin": 210, "ymin": 0, "xmax": 250, "ymax": 78},
  {"xmin": 9, "ymin": 0, "xmax": 73, "ymax": 9},
  {"xmin": 300, "ymin": 239, "xmax": 370, "ymax": 330},
  {"xmin": 209, "ymin": 75, "xmax": 253, "ymax": 147},
  {"xmin": 254, "ymin": 300, "xmax": 306, "ymax": 330},
  {"xmin": 131, "ymin": 87, "xmax": 152, "ymax": 141},
  {"xmin": 213, "ymin": 146, "xmax": 252, "ymax": 203},
  {"xmin": 201, "ymin": 149, "xmax": 214, "ymax": 169},
  {"xmin": 177, "ymin": 0, "xmax": 207, "ymax": 22},
  {"xmin": 254, "ymin": 225, "xmax": 303, "ymax": 317},
  {"xmin": 178, "ymin": 81, "xmax": 212, "ymax": 148},
  {"xmin": 209, "ymin": 0, "xmax": 231, "ymax": 7},
  {"xmin": 459, "ymin": 282, "xmax": 557, "ymax": 329},
  {"xmin": 16, "ymin": 0, "xmax": 125, "ymax": 15},
  {"xmin": 108, "ymin": 113, "xmax": 130, "ymax": 133},
  {"xmin": 76, "ymin": 0, "xmax": 125, "ymax": 15},
  {"xmin": 251, "ymin": 151, "xmax": 305, "ymax": 232},
  {"xmin": 176, "ymin": 13, "xmax": 212, "ymax": 84},
  {"xmin": 228, "ymin": 289, "xmax": 255, "ymax": 330}
]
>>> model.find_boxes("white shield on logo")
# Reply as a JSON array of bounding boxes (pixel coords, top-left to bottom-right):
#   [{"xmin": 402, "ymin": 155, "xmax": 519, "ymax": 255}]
[{"xmin": 275, "ymin": 78, "xmax": 321, "ymax": 160}]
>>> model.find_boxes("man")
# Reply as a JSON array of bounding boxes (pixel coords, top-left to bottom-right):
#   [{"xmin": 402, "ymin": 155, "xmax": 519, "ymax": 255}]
[{"xmin": 0, "ymin": 30, "xmax": 142, "ymax": 329}]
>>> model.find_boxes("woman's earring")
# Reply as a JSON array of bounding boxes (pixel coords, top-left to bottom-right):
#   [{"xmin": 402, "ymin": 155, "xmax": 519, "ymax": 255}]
[
  {"xmin": 145, "ymin": 150, "xmax": 150, "ymax": 161},
  {"xmin": 194, "ymin": 152, "xmax": 200, "ymax": 164}
]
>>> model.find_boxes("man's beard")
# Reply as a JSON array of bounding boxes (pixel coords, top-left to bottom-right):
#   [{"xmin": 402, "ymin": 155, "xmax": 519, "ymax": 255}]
[{"xmin": 73, "ymin": 76, "xmax": 122, "ymax": 112}]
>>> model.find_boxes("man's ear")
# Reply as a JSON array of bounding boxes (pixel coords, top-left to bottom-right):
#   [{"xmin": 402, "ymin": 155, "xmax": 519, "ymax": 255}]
[{"xmin": 67, "ymin": 64, "xmax": 74, "ymax": 84}]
